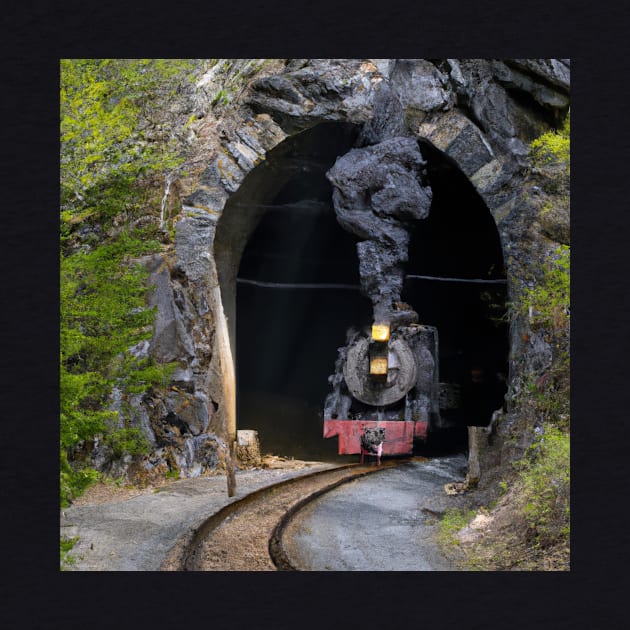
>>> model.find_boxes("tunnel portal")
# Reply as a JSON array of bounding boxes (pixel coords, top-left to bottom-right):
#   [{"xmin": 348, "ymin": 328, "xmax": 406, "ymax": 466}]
[{"xmin": 221, "ymin": 123, "xmax": 508, "ymax": 461}]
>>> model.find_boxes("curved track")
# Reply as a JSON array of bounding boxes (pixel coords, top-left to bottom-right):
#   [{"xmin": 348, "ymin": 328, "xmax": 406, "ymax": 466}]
[{"xmin": 163, "ymin": 459, "xmax": 407, "ymax": 571}]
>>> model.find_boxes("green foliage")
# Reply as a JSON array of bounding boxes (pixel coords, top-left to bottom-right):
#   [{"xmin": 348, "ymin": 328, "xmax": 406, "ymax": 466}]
[
  {"xmin": 530, "ymin": 111, "xmax": 570, "ymax": 169},
  {"xmin": 516, "ymin": 425, "xmax": 570, "ymax": 547},
  {"xmin": 103, "ymin": 427, "xmax": 151, "ymax": 460},
  {"xmin": 60, "ymin": 450, "xmax": 100, "ymax": 507},
  {"xmin": 60, "ymin": 229, "xmax": 177, "ymax": 502},
  {"xmin": 530, "ymin": 112, "xmax": 570, "ymax": 194},
  {"xmin": 60, "ymin": 536, "xmax": 80, "ymax": 570},
  {"xmin": 61, "ymin": 232, "xmax": 158, "ymax": 370},
  {"xmin": 60, "ymin": 60, "xmax": 194, "ymax": 505},
  {"xmin": 522, "ymin": 244, "xmax": 570, "ymax": 330},
  {"xmin": 60, "ymin": 59, "xmax": 199, "ymax": 215},
  {"xmin": 438, "ymin": 508, "xmax": 477, "ymax": 547},
  {"xmin": 517, "ymin": 244, "xmax": 570, "ymax": 427},
  {"xmin": 523, "ymin": 370, "xmax": 570, "ymax": 430},
  {"xmin": 212, "ymin": 89, "xmax": 229, "ymax": 107},
  {"xmin": 515, "ymin": 122, "xmax": 571, "ymax": 432}
]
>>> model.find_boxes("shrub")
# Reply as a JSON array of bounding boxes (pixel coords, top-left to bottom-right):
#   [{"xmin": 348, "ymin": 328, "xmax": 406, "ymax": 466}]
[
  {"xmin": 60, "ymin": 451, "xmax": 99, "ymax": 507},
  {"xmin": 522, "ymin": 244, "xmax": 570, "ymax": 331},
  {"xmin": 516, "ymin": 425, "xmax": 570, "ymax": 547},
  {"xmin": 438, "ymin": 507, "xmax": 477, "ymax": 547},
  {"xmin": 60, "ymin": 536, "xmax": 80, "ymax": 570},
  {"xmin": 60, "ymin": 232, "xmax": 177, "ymax": 502},
  {"xmin": 530, "ymin": 111, "xmax": 570, "ymax": 169},
  {"xmin": 518, "ymin": 244, "xmax": 570, "ymax": 427}
]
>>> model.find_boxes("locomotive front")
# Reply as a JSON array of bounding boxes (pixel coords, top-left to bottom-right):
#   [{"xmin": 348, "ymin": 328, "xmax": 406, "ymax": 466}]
[{"xmin": 323, "ymin": 318, "xmax": 442, "ymax": 457}]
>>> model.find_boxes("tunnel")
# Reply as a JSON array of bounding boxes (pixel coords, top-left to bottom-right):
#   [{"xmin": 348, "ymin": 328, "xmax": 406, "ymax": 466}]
[
  {"xmin": 404, "ymin": 140, "xmax": 509, "ymax": 450},
  {"xmin": 216, "ymin": 123, "xmax": 509, "ymax": 461}
]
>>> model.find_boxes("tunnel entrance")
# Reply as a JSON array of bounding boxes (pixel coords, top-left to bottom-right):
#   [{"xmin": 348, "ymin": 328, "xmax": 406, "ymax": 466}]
[
  {"xmin": 404, "ymin": 140, "xmax": 509, "ymax": 449},
  {"xmin": 218, "ymin": 124, "xmax": 509, "ymax": 461}
]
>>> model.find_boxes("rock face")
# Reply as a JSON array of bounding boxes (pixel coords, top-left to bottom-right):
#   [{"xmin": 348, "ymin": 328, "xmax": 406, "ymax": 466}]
[{"xmin": 105, "ymin": 58, "xmax": 569, "ymax": 480}]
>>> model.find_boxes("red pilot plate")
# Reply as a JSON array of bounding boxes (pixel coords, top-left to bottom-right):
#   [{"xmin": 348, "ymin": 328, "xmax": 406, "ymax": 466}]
[{"xmin": 323, "ymin": 420, "xmax": 427, "ymax": 455}]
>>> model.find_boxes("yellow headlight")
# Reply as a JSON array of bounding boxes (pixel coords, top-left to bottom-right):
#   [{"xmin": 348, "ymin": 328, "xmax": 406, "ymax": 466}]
[
  {"xmin": 371, "ymin": 323, "xmax": 390, "ymax": 342},
  {"xmin": 370, "ymin": 356, "xmax": 388, "ymax": 375}
]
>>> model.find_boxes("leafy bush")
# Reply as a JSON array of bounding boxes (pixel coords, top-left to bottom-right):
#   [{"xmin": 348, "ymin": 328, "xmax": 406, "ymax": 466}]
[
  {"xmin": 438, "ymin": 507, "xmax": 477, "ymax": 547},
  {"xmin": 518, "ymin": 244, "xmax": 570, "ymax": 427},
  {"xmin": 60, "ymin": 536, "xmax": 80, "ymax": 570},
  {"xmin": 530, "ymin": 111, "xmax": 570, "ymax": 169},
  {"xmin": 60, "ymin": 451, "xmax": 99, "ymax": 507},
  {"xmin": 103, "ymin": 427, "xmax": 151, "ymax": 460},
  {"xmin": 60, "ymin": 60, "xmax": 198, "ymax": 504},
  {"xmin": 516, "ymin": 425, "xmax": 570, "ymax": 547},
  {"xmin": 60, "ymin": 229, "xmax": 177, "ymax": 502},
  {"xmin": 522, "ymin": 244, "xmax": 570, "ymax": 331}
]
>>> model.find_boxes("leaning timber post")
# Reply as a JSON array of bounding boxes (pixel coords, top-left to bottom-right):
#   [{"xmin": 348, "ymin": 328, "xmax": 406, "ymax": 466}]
[
  {"xmin": 212, "ymin": 285, "xmax": 236, "ymax": 438},
  {"xmin": 225, "ymin": 441, "xmax": 237, "ymax": 497},
  {"xmin": 465, "ymin": 426, "xmax": 482, "ymax": 489},
  {"xmin": 208, "ymin": 264, "xmax": 237, "ymax": 495}
]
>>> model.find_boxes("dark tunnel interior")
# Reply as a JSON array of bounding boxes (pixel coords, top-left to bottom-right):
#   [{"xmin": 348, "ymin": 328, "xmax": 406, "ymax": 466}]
[
  {"xmin": 235, "ymin": 123, "xmax": 369, "ymax": 461},
  {"xmin": 406, "ymin": 140, "xmax": 509, "ymax": 448},
  {"xmin": 231, "ymin": 124, "xmax": 509, "ymax": 461}
]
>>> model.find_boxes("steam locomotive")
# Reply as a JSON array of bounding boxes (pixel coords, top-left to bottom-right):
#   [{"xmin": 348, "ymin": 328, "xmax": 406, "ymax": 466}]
[{"xmin": 322, "ymin": 319, "xmax": 502, "ymax": 457}]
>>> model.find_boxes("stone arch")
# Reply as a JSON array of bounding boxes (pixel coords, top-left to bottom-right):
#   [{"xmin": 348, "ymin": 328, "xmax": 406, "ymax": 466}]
[
  {"xmin": 417, "ymin": 109, "xmax": 510, "ymax": 216},
  {"xmin": 113, "ymin": 59, "xmax": 569, "ymax": 478},
  {"xmin": 210, "ymin": 81, "xmax": 518, "ymax": 448},
  {"xmin": 212, "ymin": 130, "xmax": 511, "ymax": 453}
]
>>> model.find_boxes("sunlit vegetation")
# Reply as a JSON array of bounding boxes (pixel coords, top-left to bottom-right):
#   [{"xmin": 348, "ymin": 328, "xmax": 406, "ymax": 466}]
[
  {"xmin": 516, "ymin": 425, "xmax": 570, "ymax": 547},
  {"xmin": 60, "ymin": 536, "xmax": 80, "ymax": 570},
  {"xmin": 530, "ymin": 111, "xmax": 570, "ymax": 169},
  {"xmin": 439, "ymin": 113, "xmax": 571, "ymax": 570},
  {"xmin": 60, "ymin": 60, "xmax": 202, "ymax": 506}
]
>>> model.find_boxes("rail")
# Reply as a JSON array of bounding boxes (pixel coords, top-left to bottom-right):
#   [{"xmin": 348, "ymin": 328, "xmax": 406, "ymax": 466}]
[{"xmin": 161, "ymin": 459, "xmax": 409, "ymax": 571}]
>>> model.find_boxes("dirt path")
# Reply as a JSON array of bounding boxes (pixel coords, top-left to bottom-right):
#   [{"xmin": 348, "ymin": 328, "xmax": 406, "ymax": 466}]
[
  {"xmin": 60, "ymin": 459, "xmax": 335, "ymax": 571},
  {"xmin": 61, "ymin": 455, "xmax": 468, "ymax": 571}
]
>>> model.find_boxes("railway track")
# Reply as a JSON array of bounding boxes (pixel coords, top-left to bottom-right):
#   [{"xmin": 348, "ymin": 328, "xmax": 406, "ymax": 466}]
[{"xmin": 161, "ymin": 458, "xmax": 409, "ymax": 571}]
